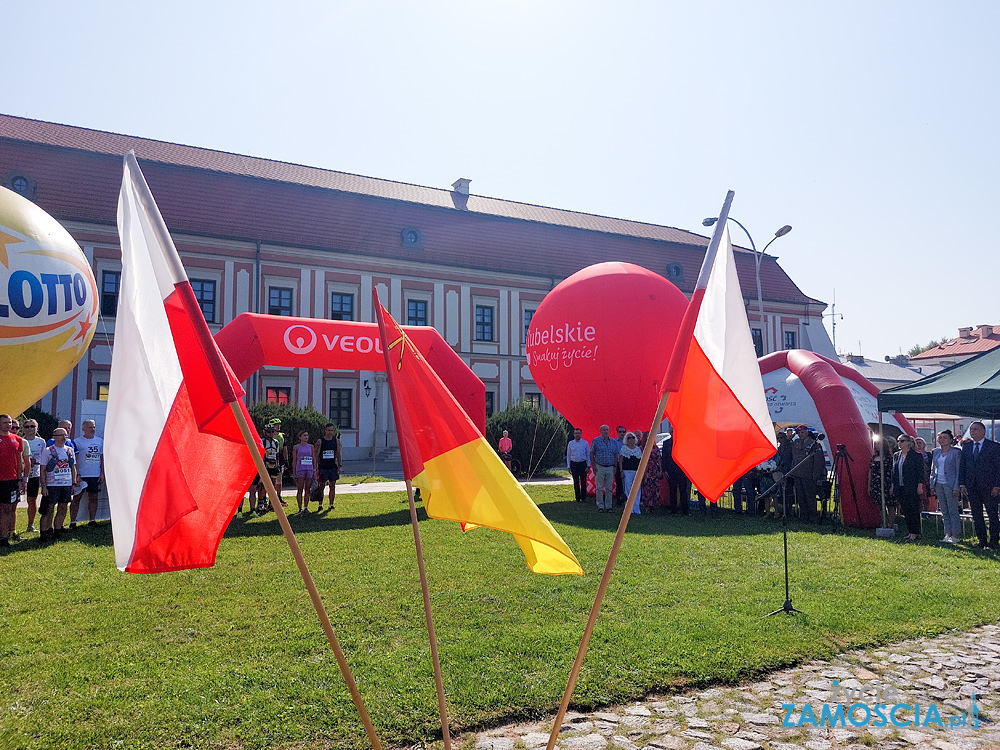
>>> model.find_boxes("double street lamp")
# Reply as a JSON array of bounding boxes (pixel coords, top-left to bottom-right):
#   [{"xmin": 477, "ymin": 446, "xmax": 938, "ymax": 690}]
[{"xmin": 702, "ymin": 216, "xmax": 792, "ymax": 355}]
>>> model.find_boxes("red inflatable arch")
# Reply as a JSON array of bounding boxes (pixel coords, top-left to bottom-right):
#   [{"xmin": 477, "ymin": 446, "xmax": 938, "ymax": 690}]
[
  {"xmin": 759, "ymin": 349, "xmax": 915, "ymax": 529},
  {"xmin": 215, "ymin": 313, "xmax": 486, "ymax": 432}
]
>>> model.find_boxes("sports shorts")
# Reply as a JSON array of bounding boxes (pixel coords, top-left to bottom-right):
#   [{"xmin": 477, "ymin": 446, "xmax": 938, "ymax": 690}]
[
  {"xmin": 47, "ymin": 485, "xmax": 73, "ymax": 505},
  {"xmin": 318, "ymin": 468, "xmax": 340, "ymax": 482},
  {"xmin": 0, "ymin": 479, "xmax": 18, "ymax": 504},
  {"xmin": 79, "ymin": 477, "xmax": 101, "ymax": 495}
]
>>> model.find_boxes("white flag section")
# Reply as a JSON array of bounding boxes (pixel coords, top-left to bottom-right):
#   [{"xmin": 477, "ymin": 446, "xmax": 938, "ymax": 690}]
[
  {"xmin": 107, "ymin": 152, "xmax": 258, "ymax": 573},
  {"xmin": 663, "ymin": 195, "xmax": 777, "ymax": 501}
]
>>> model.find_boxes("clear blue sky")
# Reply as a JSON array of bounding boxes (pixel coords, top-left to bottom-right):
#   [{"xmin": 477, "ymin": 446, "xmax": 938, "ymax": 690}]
[{"xmin": 4, "ymin": 0, "xmax": 997, "ymax": 358}]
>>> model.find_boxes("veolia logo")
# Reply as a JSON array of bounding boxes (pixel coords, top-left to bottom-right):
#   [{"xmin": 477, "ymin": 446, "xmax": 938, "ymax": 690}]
[
  {"xmin": 0, "ymin": 225, "xmax": 97, "ymax": 352},
  {"xmin": 283, "ymin": 324, "xmax": 317, "ymax": 354}
]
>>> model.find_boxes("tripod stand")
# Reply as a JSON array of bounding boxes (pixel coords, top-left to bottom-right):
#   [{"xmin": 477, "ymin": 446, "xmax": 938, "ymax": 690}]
[
  {"xmin": 760, "ymin": 443, "xmax": 822, "ymax": 616},
  {"xmin": 825, "ymin": 444, "xmax": 859, "ymax": 530}
]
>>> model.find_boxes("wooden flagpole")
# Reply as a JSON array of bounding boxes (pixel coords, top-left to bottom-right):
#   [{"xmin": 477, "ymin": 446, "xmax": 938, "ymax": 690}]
[
  {"xmin": 404, "ymin": 478, "xmax": 453, "ymax": 750},
  {"xmin": 230, "ymin": 403, "xmax": 384, "ymax": 750},
  {"xmin": 546, "ymin": 392, "xmax": 668, "ymax": 750}
]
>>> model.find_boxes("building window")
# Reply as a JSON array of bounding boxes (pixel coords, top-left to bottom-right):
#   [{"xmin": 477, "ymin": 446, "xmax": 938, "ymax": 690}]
[
  {"xmin": 10, "ymin": 175, "xmax": 31, "ymax": 197},
  {"xmin": 330, "ymin": 293, "xmax": 354, "ymax": 321},
  {"xmin": 751, "ymin": 328, "xmax": 764, "ymax": 357},
  {"xmin": 524, "ymin": 392, "xmax": 542, "ymax": 409},
  {"xmin": 97, "ymin": 383, "xmax": 110, "ymax": 402},
  {"xmin": 407, "ymin": 299, "xmax": 428, "ymax": 326},
  {"xmin": 475, "ymin": 305, "xmax": 494, "ymax": 341},
  {"xmin": 784, "ymin": 330, "xmax": 797, "ymax": 350},
  {"xmin": 101, "ymin": 271, "xmax": 121, "ymax": 317},
  {"xmin": 523, "ymin": 309, "xmax": 535, "ymax": 342},
  {"xmin": 485, "ymin": 391, "xmax": 495, "ymax": 418},
  {"xmin": 191, "ymin": 279, "xmax": 217, "ymax": 323},
  {"xmin": 329, "ymin": 388, "xmax": 353, "ymax": 429},
  {"xmin": 266, "ymin": 387, "xmax": 291, "ymax": 405},
  {"xmin": 268, "ymin": 287, "xmax": 294, "ymax": 316}
]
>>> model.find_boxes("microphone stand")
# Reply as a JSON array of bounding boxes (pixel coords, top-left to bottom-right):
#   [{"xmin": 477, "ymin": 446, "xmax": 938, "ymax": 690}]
[{"xmin": 762, "ymin": 441, "xmax": 822, "ymax": 616}]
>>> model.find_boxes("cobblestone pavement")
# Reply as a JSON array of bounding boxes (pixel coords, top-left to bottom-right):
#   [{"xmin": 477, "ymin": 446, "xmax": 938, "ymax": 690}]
[{"xmin": 467, "ymin": 623, "xmax": 1000, "ymax": 750}]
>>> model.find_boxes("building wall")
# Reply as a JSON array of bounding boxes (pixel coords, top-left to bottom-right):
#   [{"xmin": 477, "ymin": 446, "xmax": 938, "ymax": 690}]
[{"xmin": 0, "ymin": 127, "xmax": 833, "ymax": 455}]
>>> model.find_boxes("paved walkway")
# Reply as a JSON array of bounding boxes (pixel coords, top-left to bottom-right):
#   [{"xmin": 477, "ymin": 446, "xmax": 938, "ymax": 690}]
[{"xmin": 468, "ymin": 623, "xmax": 1000, "ymax": 750}]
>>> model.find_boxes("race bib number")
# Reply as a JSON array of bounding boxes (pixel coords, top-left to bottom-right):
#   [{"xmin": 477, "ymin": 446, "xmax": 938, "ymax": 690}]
[
  {"xmin": 322, "ymin": 450, "xmax": 336, "ymax": 460},
  {"xmin": 301, "ymin": 456, "xmax": 313, "ymax": 467},
  {"xmin": 53, "ymin": 464, "xmax": 71, "ymax": 481}
]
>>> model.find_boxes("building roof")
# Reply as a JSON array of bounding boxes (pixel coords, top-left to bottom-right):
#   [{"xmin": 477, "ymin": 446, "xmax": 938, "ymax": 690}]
[
  {"xmin": 0, "ymin": 113, "xmax": 822, "ymax": 306},
  {"xmin": 909, "ymin": 325, "xmax": 1000, "ymax": 361},
  {"xmin": 0, "ymin": 114, "xmax": 709, "ymax": 246},
  {"xmin": 838, "ymin": 354, "xmax": 926, "ymax": 384}
]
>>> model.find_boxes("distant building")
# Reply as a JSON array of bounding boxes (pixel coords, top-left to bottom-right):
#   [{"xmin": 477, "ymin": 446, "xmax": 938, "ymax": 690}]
[
  {"xmin": 909, "ymin": 325, "xmax": 1000, "ymax": 370},
  {"xmin": 0, "ymin": 114, "xmax": 834, "ymax": 457},
  {"xmin": 838, "ymin": 353, "xmax": 933, "ymax": 391}
]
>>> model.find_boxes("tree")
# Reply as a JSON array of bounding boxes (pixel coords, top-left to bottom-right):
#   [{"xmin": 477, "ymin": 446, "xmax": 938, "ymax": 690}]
[
  {"xmin": 906, "ymin": 338, "xmax": 946, "ymax": 357},
  {"xmin": 485, "ymin": 402, "xmax": 569, "ymax": 477},
  {"xmin": 17, "ymin": 406, "xmax": 57, "ymax": 440},
  {"xmin": 248, "ymin": 402, "xmax": 334, "ymax": 446}
]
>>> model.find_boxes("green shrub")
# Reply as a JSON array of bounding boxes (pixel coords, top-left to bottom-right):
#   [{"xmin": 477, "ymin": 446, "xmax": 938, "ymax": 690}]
[
  {"xmin": 17, "ymin": 406, "xmax": 58, "ymax": 440},
  {"xmin": 485, "ymin": 403, "xmax": 568, "ymax": 477},
  {"xmin": 248, "ymin": 402, "xmax": 334, "ymax": 448}
]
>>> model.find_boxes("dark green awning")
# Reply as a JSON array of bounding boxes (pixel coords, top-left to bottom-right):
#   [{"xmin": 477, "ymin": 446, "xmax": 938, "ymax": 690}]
[{"xmin": 878, "ymin": 346, "xmax": 1000, "ymax": 419}]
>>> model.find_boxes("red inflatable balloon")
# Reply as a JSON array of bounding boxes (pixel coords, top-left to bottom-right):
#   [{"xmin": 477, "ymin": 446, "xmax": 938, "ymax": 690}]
[{"xmin": 526, "ymin": 262, "xmax": 688, "ymax": 440}]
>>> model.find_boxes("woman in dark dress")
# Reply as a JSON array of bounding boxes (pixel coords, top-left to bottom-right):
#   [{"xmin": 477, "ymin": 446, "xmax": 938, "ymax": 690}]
[
  {"xmin": 640, "ymin": 432, "xmax": 664, "ymax": 510},
  {"xmin": 869, "ymin": 436, "xmax": 895, "ymax": 523},
  {"xmin": 891, "ymin": 434, "xmax": 926, "ymax": 540}
]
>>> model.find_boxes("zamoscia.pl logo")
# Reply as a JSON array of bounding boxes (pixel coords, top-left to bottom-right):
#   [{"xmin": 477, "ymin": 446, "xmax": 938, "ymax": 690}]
[{"xmin": 782, "ymin": 679, "xmax": 978, "ymax": 730}]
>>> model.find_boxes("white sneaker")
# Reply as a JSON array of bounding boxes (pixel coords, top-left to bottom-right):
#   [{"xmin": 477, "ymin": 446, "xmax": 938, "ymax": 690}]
[
  {"xmin": 948, "ymin": 536, "xmax": 960, "ymax": 543},
  {"xmin": 26, "ymin": 524, "xmax": 36, "ymax": 533}
]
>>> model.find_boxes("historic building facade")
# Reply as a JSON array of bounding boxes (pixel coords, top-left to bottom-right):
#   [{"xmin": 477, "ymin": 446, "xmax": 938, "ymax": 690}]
[{"xmin": 0, "ymin": 114, "xmax": 834, "ymax": 458}]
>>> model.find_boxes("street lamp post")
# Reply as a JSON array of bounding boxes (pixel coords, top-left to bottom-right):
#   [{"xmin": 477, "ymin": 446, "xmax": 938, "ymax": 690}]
[{"xmin": 702, "ymin": 216, "xmax": 792, "ymax": 356}]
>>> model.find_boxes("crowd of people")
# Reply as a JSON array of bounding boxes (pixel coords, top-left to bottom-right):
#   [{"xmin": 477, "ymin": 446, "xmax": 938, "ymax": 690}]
[
  {"xmin": 0, "ymin": 414, "xmax": 104, "ymax": 546},
  {"xmin": 0, "ymin": 414, "xmax": 345, "ymax": 547},
  {"xmin": 564, "ymin": 424, "xmax": 687, "ymax": 515},
  {"xmin": 556, "ymin": 420, "xmax": 1000, "ymax": 548},
  {"xmin": 868, "ymin": 423, "xmax": 999, "ymax": 547},
  {"xmin": 241, "ymin": 419, "xmax": 343, "ymax": 517}
]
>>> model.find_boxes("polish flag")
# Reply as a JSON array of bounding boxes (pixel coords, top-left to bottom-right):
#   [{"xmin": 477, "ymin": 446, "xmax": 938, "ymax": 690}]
[
  {"xmin": 106, "ymin": 152, "xmax": 259, "ymax": 573},
  {"xmin": 661, "ymin": 191, "xmax": 777, "ymax": 502}
]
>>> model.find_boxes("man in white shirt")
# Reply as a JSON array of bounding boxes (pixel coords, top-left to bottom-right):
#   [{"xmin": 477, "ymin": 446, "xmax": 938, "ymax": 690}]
[
  {"xmin": 71, "ymin": 419, "xmax": 104, "ymax": 528},
  {"xmin": 39, "ymin": 427, "xmax": 78, "ymax": 542},
  {"xmin": 566, "ymin": 428, "xmax": 590, "ymax": 502},
  {"xmin": 21, "ymin": 420, "xmax": 46, "ymax": 533}
]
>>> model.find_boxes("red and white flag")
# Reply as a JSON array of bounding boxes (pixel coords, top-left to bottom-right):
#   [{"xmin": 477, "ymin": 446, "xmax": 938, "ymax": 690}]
[
  {"xmin": 106, "ymin": 152, "xmax": 259, "ymax": 573},
  {"xmin": 661, "ymin": 191, "xmax": 776, "ymax": 501}
]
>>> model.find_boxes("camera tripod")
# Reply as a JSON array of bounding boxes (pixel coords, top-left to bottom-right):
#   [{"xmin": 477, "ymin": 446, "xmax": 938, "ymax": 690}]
[{"xmin": 823, "ymin": 444, "xmax": 859, "ymax": 530}]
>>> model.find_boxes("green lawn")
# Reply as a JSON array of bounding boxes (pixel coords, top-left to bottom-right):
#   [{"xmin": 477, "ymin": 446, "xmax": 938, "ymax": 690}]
[{"xmin": 2, "ymin": 487, "xmax": 999, "ymax": 750}]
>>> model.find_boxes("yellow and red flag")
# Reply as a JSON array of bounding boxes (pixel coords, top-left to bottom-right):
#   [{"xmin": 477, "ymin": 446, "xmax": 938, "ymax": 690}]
[{"xmin": 373, "ymin": 291, "xmax": 582, "ymax": 576}]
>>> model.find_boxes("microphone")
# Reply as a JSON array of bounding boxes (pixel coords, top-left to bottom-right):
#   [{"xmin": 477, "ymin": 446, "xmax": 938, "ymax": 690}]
[{"xmin": 814, "ymin": 433, "xmax": 826, "ymax": 442}]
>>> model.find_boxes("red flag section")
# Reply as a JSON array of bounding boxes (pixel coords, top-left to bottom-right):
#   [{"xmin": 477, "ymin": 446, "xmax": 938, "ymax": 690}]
[
  {"xmin": 661, "ymin": 193, "xmax": 776, "ymax": 502},
  {"xmin": 108, "ymin": 152, "xmax": 259, "ymax": 573}
]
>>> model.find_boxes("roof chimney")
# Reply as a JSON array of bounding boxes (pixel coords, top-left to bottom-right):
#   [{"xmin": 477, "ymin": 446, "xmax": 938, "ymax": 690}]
[
  {"xmin": 959, "ymin": 327, "xmax": 973, "ymax": 338},
  {"xmin": 451, "ymin": 178, "xmax": 471, "ymax": 195}
]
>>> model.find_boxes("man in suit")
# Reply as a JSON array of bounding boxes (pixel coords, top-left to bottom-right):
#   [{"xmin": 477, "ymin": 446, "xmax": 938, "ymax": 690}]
[
  {"xmin": 788, "ymin": 425, "xmax": 826, "ymax": 523},
  {"xmin": 959, "ymin": 421, "xmax": 1000, "ymax": 549}
]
